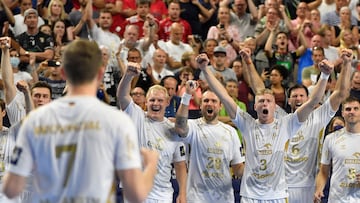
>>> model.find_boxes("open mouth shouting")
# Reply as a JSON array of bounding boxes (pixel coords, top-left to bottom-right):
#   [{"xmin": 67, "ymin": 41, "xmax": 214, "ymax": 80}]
[
  {"xmin": 262, "ymin": 109, "xmax": 269, "ymax": 115},
  {"xmin": 151, "ymin": 105, "xmax": 161, "ymax": 112},
  {"xmin": 295, "ymin": 102, "xmax": 303, "ymax": 108},
  {"xmin": 206, "ymin": 108, "xmax": 214, "ymax": 114}
]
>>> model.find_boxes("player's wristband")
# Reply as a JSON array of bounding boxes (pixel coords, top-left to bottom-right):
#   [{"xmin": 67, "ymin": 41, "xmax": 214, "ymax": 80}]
[
  {"xmin": 320, "ymin": 72, "xmax": 330, "ymax": 80},
  {"xmin": 181, "ymin": 93, "xmax": 192, "ymax": 106}
]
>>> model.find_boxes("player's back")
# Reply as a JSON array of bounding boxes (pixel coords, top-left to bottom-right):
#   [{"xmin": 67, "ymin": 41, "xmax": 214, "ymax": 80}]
[{"xmin": 11, "ymin": 96, "xmax": 141, "ymax": 203}]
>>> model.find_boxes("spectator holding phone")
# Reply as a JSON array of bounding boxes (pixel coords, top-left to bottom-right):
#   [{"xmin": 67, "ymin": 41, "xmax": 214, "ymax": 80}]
[
  {"xmin": 38, "ymin": 59, "xmax": 66, "ymax": 100},
  {"xmin": 207, "ymin": 6, "xmax": 240, "ymax": 65},
  {"xmin": 177, "ymin": 67, "xmax": 202, "ymax": 119}
]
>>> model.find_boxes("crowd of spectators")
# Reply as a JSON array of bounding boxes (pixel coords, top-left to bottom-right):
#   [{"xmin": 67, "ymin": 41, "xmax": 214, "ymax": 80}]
[{"xmin": 2, "ymin": 0, "xmax": 360, "ymax": 202}]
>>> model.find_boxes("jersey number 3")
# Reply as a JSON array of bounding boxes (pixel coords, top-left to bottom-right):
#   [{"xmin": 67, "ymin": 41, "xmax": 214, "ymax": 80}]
[{"xmin": 56, "ymin": 144, "xmax": 77, "ymax": 187}]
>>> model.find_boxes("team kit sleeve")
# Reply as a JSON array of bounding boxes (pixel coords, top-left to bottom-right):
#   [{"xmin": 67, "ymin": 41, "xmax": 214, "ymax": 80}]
[
  {"xmin": 114, "ymin": 112, "xmax": 142, "ymax": 170},
  {"xmin": 172, "ymin": 142, "xmax": 187, "ymax": 163},
  {"xmin": 320, "ymin": 132, "xmax": 334, "ymax": 165},
  {"xmin": 286, "ymin": 112, "xmax": 303, "ymax": 139},
  {"xmin": 230, "ymin": 127, "xmax": 245, "ymax": 165},
  {"xmin": 232, "ymin": 106, "xmax": 254, "ymax": 135},
  {"xmin": 124, "ymin": 101, "xmax": 145, "ymax": 122},
  {"xmin": 8, "ymin": 117, "xmax": 34, "ymax": 177}
]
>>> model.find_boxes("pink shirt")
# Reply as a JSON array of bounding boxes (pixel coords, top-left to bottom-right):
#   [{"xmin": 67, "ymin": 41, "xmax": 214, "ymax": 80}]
[{"xmin": 207, "ymin": 25, "xmax": 240, "ymax": 64}]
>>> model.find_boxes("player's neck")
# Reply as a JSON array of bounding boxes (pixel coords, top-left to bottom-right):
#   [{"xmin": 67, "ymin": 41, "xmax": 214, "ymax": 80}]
[
  {"xmin": 345, "ymin": 123, "xmax": 360, "ymax": 134},
  {"xmin": 65, "ymin": 83, "xmax": 97, "ymax": 97}
]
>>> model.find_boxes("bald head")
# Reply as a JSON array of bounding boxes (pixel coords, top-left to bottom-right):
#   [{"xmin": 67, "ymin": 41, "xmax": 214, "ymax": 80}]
[{"xmin": 170, "ymin": 22, "xmax": 184, "ymax": 45}]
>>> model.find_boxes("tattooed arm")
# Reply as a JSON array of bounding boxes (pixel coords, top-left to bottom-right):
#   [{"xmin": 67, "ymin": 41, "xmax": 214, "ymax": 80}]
[{"xmin": 175, "ymin": 80, "xmax": 196, "ymax": 138}]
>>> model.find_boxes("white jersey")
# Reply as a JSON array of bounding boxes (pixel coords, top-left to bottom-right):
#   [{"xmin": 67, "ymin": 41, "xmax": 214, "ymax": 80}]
[
  {"xmin": 91, "ymin": 25, "xmax": 122, "ymax": 68},
  {"xmin": 285, "ymin": 99, "xmax": 336, "ymax": 187},
  {"xmin": 5, "ymin": 91, "xmax": 26, "ymax": 125},
  {"xmin": 321, "ymin": 129, "xmax": 360, "ymax": 203},
  {"xmin": 179, "ymin": 118, "xmax": 244, "ymax": 203},
  {"xmin": 232, "ymin": 107, "xmax": 302, "ymax": 200},
  {"xmin": 9, "ymin": 96, "xmax": 142, "ymax": 203},
  {"xmin": 125, "ymin": 101, "xmax": 186, "ymax": 201},
  {"xmin": 0, "ymin": 127, "xmax": 20, "ymax": 203}
]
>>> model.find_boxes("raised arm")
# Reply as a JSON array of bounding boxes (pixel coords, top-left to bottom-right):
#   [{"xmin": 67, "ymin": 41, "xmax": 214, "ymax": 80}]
[
  {"xmin": 116, "ymin": 62, "xmax": 141, "ymax": 110},
  {"xmin": 328, "ymin": 48, "xmax": 352, "ymax": 110},
  {"xmin": 16, "ymin": 81, "xmax": 34, "ymax": 114},
  {"xmin": 195, "ymin": 53, "xmax": 237, "ymax": 119},
  {"xmin": 264, "ymin": 29, "xmax": 275, "ymax": 57},
  {"xmin": 0, "ymin": 37, "xmax": 17, "ymax": 105},
  {"xmin": 141, "ymin": 15, "xmax": 156, "ymax": 52},
  {"xmin": 240, "ymin": 48, "xmax": 265, "ymax": 94},
  {"xmin": 175, "ymin": 80, "xmax": 196, "ymax": 137},
  {"xmin": 296, "ymin": 59, "xmax": 333, "ymax": 122},
  {"xmin": 247, "ymin": 0, "xmax": 258, "ymax": 22},
  {"xmin": 1, "ymin": 0, "xmax": 15, "ymax": 26},
  {"xmin": 296, "ymin": 24, "xmax": 308, "ymax": 56}
]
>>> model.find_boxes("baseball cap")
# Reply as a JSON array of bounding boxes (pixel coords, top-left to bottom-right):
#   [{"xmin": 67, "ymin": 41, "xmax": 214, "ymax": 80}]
[
  {"xmin": 214, "ymin": 46, "xmax": 227, "ymax": 55},
  {"xmin": 24, "ymin": 8, "xmax": 38, "ymax": 18}
]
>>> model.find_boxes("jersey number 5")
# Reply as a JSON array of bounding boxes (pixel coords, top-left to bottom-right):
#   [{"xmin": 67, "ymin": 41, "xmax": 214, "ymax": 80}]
[{"xmin": 56, "ymin": 144, "xmax": 77, "ymax": 187}]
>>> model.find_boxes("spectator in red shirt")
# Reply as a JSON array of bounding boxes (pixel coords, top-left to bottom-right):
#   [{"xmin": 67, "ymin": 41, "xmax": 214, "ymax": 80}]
[
  {"xmin": 120, "ymin": 0, "xmax": 151, "ymax": 38},
  {"xmin": 158, "ymin": 0, "xmax": 192, "ymax": 43},
  {"xmin": 150, "ymin": 0, "xmax": 167, "ymax": 21}
]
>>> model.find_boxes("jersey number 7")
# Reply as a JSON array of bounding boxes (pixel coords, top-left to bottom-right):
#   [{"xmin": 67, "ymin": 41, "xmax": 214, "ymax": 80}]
[{"xmin": 56, "ymin": 144, "xmax": 77, "ymax": 187}]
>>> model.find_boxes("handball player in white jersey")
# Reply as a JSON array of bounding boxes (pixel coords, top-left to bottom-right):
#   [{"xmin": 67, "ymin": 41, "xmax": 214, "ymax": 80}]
[
  {"xmin": 174, "ymin": 80, "xmax": 245, "ymax": 203},
  {"xmin": 285, "ymin": 48, "xmax": 353, "ymax": 203},
  {"xmin": 117, "ymin": 63, "xmax": 187, "ymax": 203},
  {"xmin": 196, "ymin": 48, "xmax": 332, "ymax": 203},
  {"xmin": 315, "ymin": 96, "xmax": 360, "ymax": 203},
  {"xmin": 1, "ymin": 39, "xmax": 159, "ymax": 203}
]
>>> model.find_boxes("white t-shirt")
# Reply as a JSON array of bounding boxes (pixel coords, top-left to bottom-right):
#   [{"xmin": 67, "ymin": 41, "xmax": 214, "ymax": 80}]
[
  {"xmin": 181, "ymin": 118, "xmax": 245, "ymax": 203},
  {"xmin": 11, "ymin": 14, "xmax": 45, "ymax": 37},
  {"xmin": 9, "ymin": 96, "xmax": 141, "ymax": 203},
  {"xmin": 125, "ymin": 101, "xmax": 186, "ymax": 201},
  {"xmin": 5, "ymin": 92, "xmax": 26, "ymax": 125},
  {"xmin": 321, "ymin": 129, "xmax": 360, "ymax": 202},
  {"xmin": 92, "ymin": 25, "xmax": 122, "ymax": 68},
  {"xmin": 161, "ymin": 41, "xmax": 193, "ymax": 64},
  {"xmin": 285, "ymin": 99, "xmax": 336, "ymax": 188},
  {"xmin": 232, "ymin": 107, "xmax": 302, "ymax": 200},
  {"xmin": 318, "ymin": 1, "xmax": 336, "ymax": 20}
]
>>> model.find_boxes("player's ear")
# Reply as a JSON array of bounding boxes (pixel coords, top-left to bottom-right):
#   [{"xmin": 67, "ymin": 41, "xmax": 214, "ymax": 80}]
[
  {"xmin": 97, "ymin": 66, "xmax": 105, "ymax": 82},
  {"xmin": 60, "ymin": 67, "xmax": 66, "ymax": 80}
]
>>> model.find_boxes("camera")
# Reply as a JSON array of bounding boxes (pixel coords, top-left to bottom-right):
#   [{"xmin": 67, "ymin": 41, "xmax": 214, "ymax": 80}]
[
  {"xmin": 219, "ymin": 24, "xmax": 225, "ymax": 29},
  {"xmin": 48, "ymin": 60, "xmax": 61, "ymax": 67},
  {"xmin": 197, "ymin": 57, "xmax": 206, "ymax": 64},
  {"xmin": 193, "ymin": 35, "xmax": 202, "ymax": 43}
]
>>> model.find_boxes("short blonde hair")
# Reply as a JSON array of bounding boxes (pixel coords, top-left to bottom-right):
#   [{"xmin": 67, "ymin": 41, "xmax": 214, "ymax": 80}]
[
  {"xmin": 146, "ymin": 85, "xmax": 169, "ymax": 100},
  {"xmin": 255, "ymin": 88, "xmax": 274, "ymax": 96},
  {"xmin": 255, "ymin": 88, "xmax": 274, "ymax": 102}
]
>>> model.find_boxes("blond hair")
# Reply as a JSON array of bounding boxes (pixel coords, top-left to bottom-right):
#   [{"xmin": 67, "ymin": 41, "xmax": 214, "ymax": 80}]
[{"xmin": 146, "ymin": 85, "xmax": 169, "ymax": 100}]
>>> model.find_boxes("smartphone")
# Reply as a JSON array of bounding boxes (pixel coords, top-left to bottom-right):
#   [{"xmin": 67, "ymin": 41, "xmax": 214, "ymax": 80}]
[
  {"xmin": 219, "ymin": 24, "xmax": 225, "ymax": 29},
  {"xmin": 264, "ymin": 67, "xmax": 270, "ymax": 74},
  {"xmin": 48, "ymin": 60, "xmax": 61, "ymax": 67}
]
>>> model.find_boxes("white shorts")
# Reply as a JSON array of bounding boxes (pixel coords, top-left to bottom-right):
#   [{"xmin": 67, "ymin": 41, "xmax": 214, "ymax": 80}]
[
  {"xmin": 241, "ymin": 197, "xmax": 288, "ymax": 203},
  {"xmin": 288, "ymin": 186, "xmax": 315, "ymax": 203}
]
